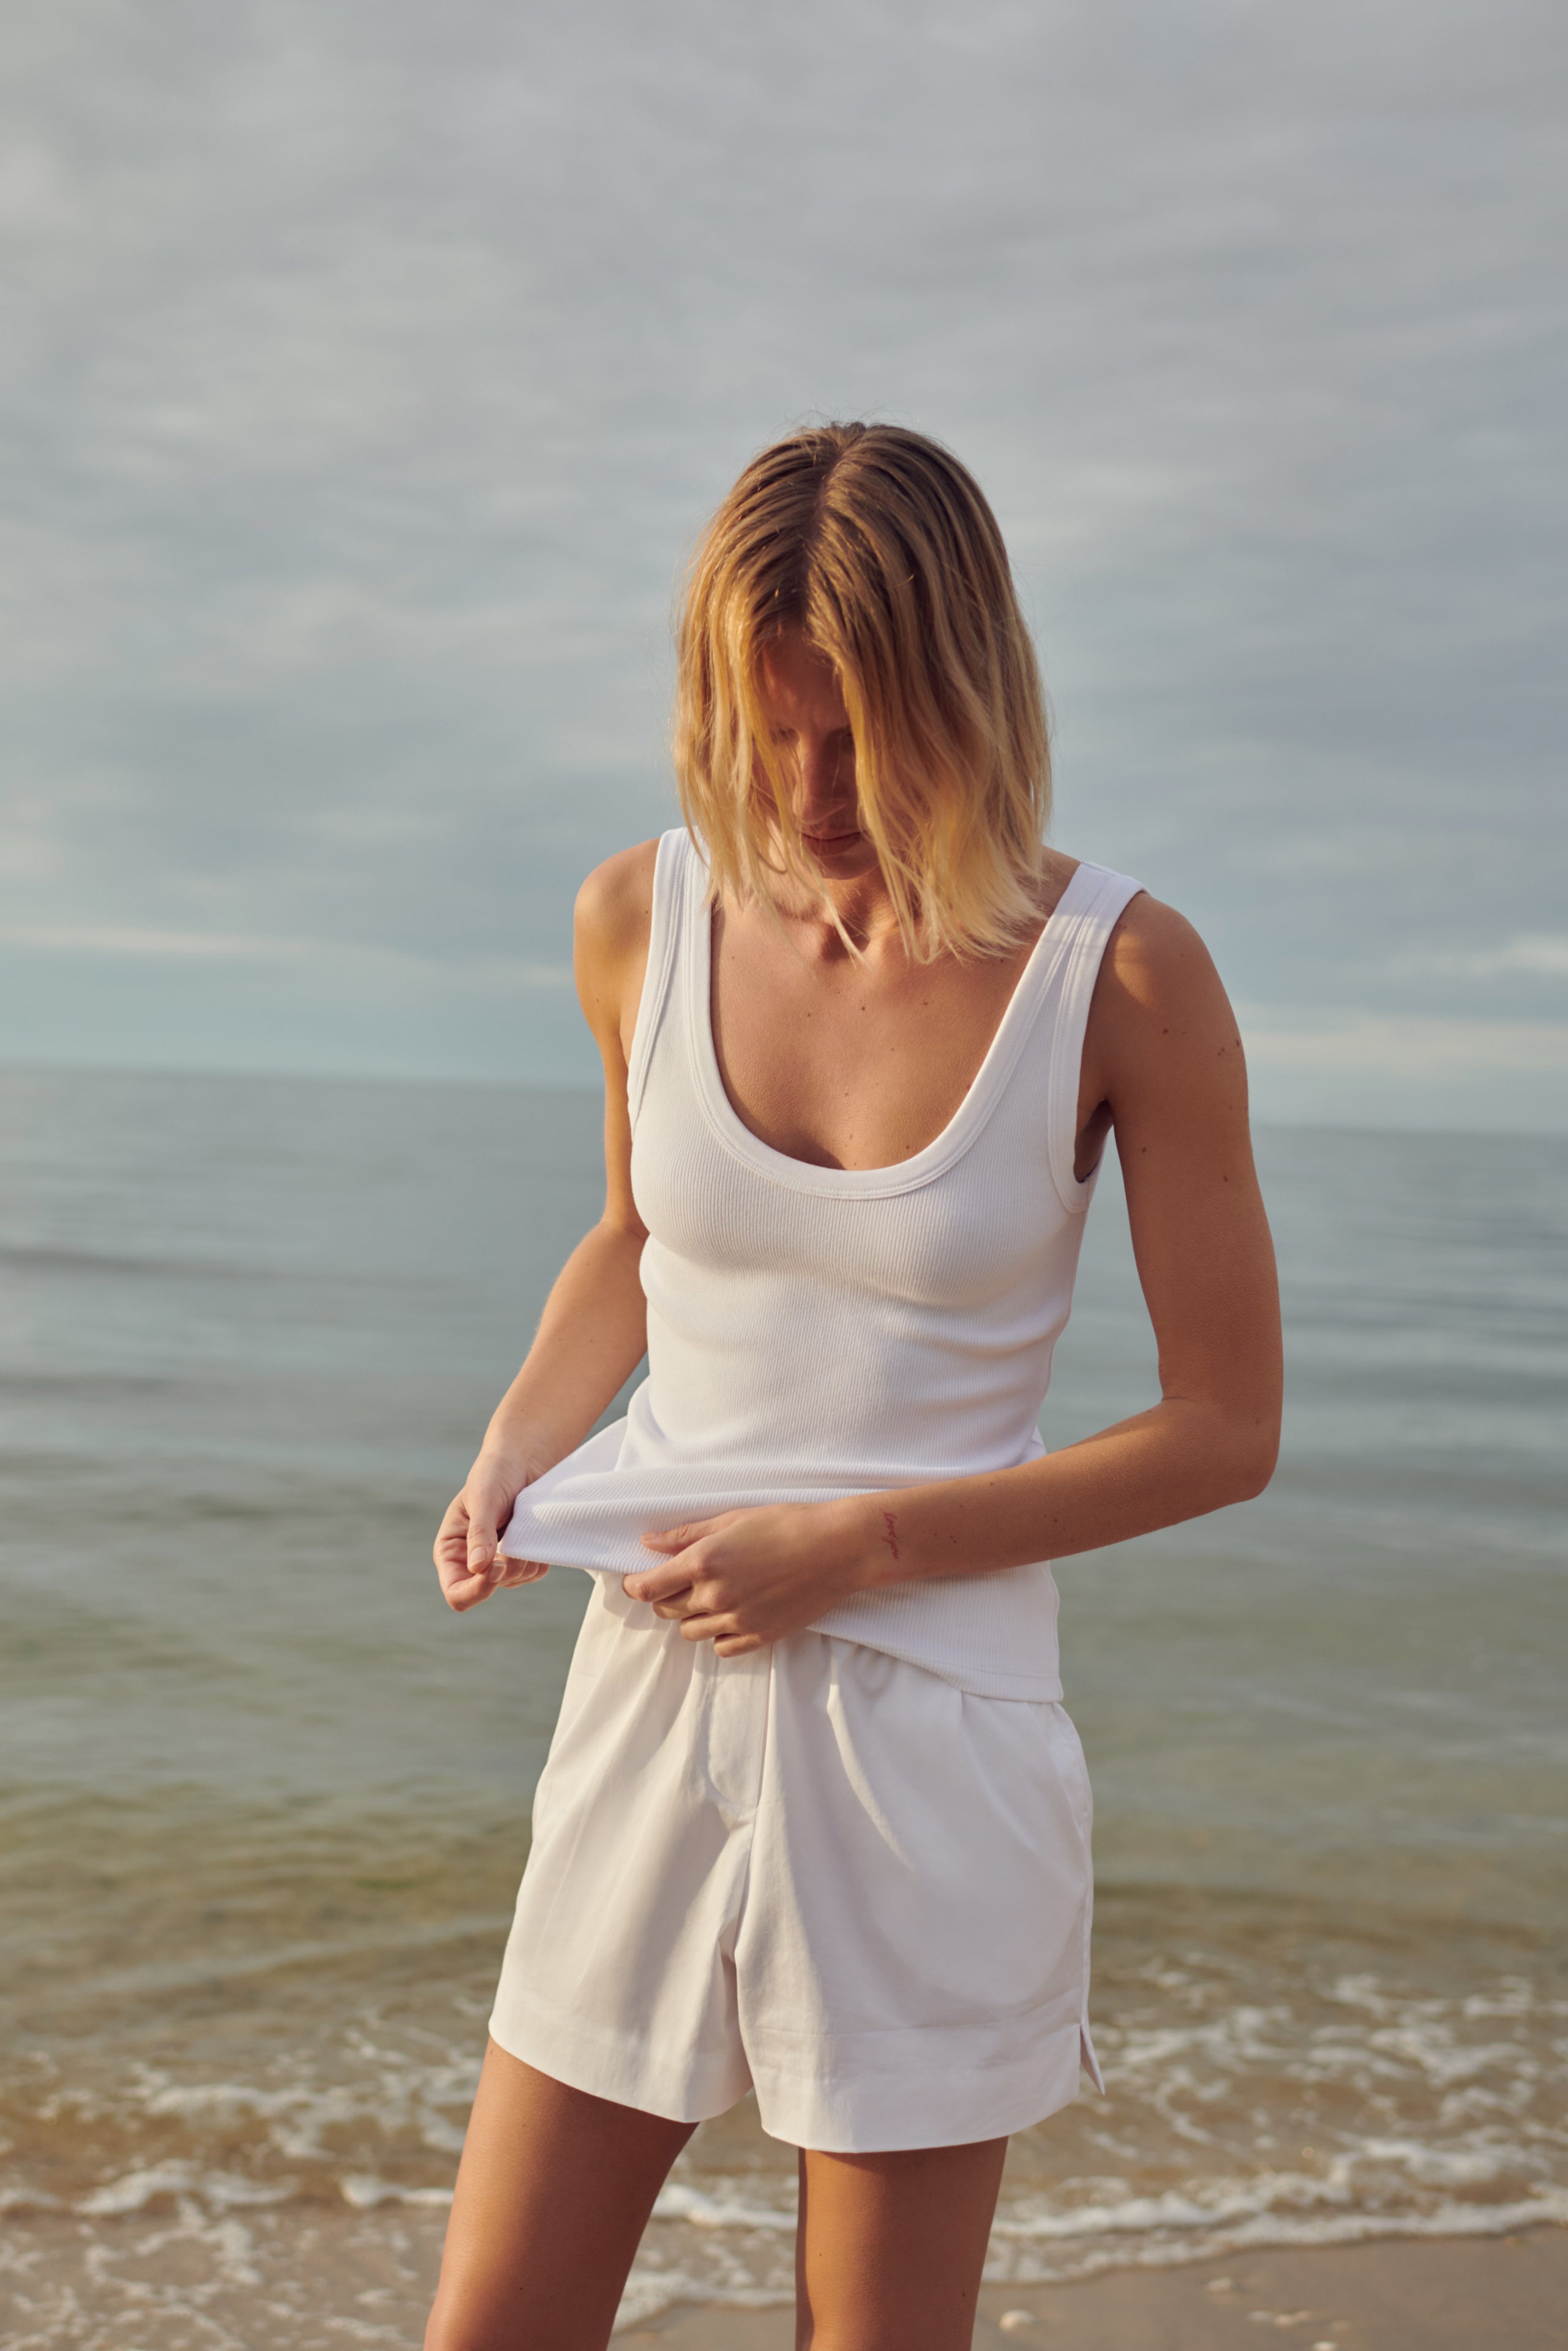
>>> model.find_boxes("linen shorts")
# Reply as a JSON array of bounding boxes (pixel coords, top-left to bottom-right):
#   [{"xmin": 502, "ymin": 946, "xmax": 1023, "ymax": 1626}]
[{"xmin": 489, "ymin": 1577, "xmax": 1102, "ymax": 2153}]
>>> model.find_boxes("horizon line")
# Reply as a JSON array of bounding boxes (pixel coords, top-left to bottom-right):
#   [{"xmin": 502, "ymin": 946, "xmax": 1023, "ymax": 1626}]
[{"xmin": 2, "ymin": 1055, "xmax": 1565, "ymax": 1146}]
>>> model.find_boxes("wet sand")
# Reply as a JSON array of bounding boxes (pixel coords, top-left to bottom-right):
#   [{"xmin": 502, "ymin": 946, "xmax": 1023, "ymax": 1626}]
[
  {"xmin": 645, "ymin": 2232, "xmax": 1566, "ymax": 2347},
  {"xmin": 1, "ymin": 2207, "xmax": 1561, "ymax": 2349}
]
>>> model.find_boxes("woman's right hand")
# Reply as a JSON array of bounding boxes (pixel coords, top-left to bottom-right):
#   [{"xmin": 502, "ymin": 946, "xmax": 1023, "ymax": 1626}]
[{"xmin": 434, "ymin": 1450, "xmax": 550, "ymax": 1613}]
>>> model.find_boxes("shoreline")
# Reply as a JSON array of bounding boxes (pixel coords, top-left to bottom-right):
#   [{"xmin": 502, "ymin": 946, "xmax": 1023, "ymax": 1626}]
[
  {"xmin": 641, "ymin": 2231, "xmax": 1566, "ymax": 2345},
  {"xmin": 1, "ymin": 2206, "xmax": 1561, "ymax": 2349}
]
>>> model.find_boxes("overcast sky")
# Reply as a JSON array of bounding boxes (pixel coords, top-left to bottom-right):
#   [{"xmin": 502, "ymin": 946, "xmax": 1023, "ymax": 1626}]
[{"xmin": 4, "ymin": 0, "xmax": 1564, "ymax": 1127}]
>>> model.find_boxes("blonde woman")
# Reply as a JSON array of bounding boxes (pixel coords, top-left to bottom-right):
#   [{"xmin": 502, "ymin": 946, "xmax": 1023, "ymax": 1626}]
[{"xmin": 427, "ymin": 424, "xmax": 1282, "ymax": 2351}]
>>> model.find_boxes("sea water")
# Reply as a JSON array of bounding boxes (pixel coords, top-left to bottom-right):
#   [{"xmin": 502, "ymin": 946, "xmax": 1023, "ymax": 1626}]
[{"xmin": 1, "ymin": 1067, "xmax": 1563, "ymax": 2338}]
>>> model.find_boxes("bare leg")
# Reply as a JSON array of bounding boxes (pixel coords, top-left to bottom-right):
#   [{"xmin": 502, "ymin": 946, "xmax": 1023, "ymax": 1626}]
[
  {"xmin": 425, "ymin": 2039, "xmax": 696, "ymax": 2351},
  {"xmin": 793, "ymin": 2137, "xmax": 1009, "ymax": 2351}
]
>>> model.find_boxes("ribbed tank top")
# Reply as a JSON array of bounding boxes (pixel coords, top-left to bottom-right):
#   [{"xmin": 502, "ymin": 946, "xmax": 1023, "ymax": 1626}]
[{"xmin": 498, "ymin": 828, "xmax": 1143, "ymax": 1700}]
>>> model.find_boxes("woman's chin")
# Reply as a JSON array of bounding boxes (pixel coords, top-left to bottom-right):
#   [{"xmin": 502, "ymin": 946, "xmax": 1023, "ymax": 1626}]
[{"xmin": 804, "ymin": 831, "xmax": 877, "ymax": 875}]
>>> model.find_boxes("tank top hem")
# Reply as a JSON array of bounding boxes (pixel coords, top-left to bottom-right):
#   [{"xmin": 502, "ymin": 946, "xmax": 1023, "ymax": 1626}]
[{"xmin": 809, "ymin": 1615, "xmax": 1064, "ymax": 1702}]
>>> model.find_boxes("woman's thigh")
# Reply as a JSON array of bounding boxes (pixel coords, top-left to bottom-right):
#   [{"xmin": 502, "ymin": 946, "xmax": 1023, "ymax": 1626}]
[
  {"xmin": 794, "ymin": 2135, "xmax": 1008, "ymax": 2351},
  {"xmin": 425, "ymin": 2039, "xmax": 694, "ymax": 2351}
]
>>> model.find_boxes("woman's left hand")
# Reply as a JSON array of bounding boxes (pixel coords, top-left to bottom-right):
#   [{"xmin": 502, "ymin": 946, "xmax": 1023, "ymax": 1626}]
[{"xmin": 623, "ymin": 1501, "xmax": 870, "ymax": 1655}]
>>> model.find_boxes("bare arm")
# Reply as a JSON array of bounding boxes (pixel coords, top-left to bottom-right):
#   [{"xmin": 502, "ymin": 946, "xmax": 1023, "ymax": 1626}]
[
  {"xmin": 626, "ymin": 896, "xmax": 1283, "ymax": 1651},
  {"xmin": 433, "ymin": 841, "xmax": 659, "ymax": 1612}
]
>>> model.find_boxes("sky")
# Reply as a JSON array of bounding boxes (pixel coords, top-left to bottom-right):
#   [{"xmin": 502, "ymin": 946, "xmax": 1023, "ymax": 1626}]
[{"xmin": 3, "ymin": 0, "xmax": 1565, "ymax": 1129}]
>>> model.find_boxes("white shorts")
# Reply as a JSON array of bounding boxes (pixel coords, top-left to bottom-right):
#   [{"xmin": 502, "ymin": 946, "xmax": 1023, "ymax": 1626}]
[{"xmin": 489, "ymin": 1578, "xmax": 1101, "ymax": 2153}]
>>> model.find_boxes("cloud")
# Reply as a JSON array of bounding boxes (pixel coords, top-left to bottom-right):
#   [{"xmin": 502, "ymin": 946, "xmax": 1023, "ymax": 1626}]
[
  {"xmin": 1239, "ymin": 1006, "xmax": 1568, "ymax": 1131},
  {"xmin": 0, "ymin": 920, "xmax": 571, "ymax": 988},
  {"xmin": 0, "ymin": 0, "xmax": 1562, "ymax": 1122},
  {"xmin": 1242, "ymin": 1008, "xmax": 1568, "ymax": 1076},
  {"xmin": 1392, "ymin": 936, "xmax": 1568, "ymax": 981}
]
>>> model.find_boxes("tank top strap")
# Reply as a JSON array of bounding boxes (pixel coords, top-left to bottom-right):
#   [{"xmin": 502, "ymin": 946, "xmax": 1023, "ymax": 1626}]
[
  {"xmin": 1027, "ymin": 860, "xmax": 1144, "ymax": 1215},
  {"xmin": 626, "ymin": 828, "xmax": 699, "ymax": 1128}
]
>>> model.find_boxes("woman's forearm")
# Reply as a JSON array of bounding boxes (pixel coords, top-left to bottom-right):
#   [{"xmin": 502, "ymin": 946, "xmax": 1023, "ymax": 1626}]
[
  {"xmin": 623, "ymin": 1389, "xmax": 1281, "ymax": 1650},
  {"xmin": 836, "ymin": 1393, "xmax": 1279, "ymax": 1592},
  {"xmin": 480, "ymin": 1219, "xmax": 649, "ymax": 1479}
]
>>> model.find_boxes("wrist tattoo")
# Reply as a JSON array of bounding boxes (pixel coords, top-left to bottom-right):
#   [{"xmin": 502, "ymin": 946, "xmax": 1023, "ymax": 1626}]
[{"xmin": 880, "ymin": 1510, "xmax": 900, "ymax": 1564}]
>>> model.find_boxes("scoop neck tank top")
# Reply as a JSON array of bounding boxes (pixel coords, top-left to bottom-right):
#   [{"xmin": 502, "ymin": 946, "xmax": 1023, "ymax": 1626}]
[{"xmin": 498, "ymin": 827, "xmax": 1144, "ymax": 1700}]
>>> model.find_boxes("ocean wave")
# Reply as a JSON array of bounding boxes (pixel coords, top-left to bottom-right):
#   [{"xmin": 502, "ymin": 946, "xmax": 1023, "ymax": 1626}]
[
  {"xmin": 338, "ymin": 2175, "xmax": 456, "ymax": 2210},
  {"xmin": 4, "ymin": 1959, "xmax": 1561, "ymax": 2338},
  {"xmin": 614, "ymin": 2189, "xmax": 1568, "ymax": 2331},
  {"xmin": 653, "ymin": 2180, "xmax": 798, "ymax": 2232},
  {"xmin": 77, "ymin": 2161, "xmax": 296, "ymax": 2218}
]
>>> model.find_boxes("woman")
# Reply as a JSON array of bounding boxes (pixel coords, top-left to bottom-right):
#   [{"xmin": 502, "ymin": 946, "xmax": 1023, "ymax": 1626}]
[{"xmin": 427, "ymin": 423, "xmax": 1281, "ymax": 2351}]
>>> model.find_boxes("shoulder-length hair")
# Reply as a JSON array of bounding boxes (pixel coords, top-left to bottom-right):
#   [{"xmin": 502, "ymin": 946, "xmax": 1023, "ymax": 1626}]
[{"xmin": 672, "ymin": 421, "xmax": 1051, "ymax": 961}]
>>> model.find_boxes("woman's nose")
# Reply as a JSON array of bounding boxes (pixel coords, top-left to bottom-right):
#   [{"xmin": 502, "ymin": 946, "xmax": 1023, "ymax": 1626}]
[{"xmin": 795, "ymin": 737, "xmax": 853, "ymax": 820}]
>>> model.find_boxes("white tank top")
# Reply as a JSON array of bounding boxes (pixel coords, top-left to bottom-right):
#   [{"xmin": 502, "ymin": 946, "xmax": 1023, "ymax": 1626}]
[{"xmin": 498, "ymin": 828, "xmax": 1142, "ymax": 1700}]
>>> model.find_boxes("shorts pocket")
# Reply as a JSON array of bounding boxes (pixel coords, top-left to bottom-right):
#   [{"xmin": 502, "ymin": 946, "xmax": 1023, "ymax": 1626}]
[{"xmin": 1047, "ymin": 1704, "xmax": 1095, "ymax": 1845}]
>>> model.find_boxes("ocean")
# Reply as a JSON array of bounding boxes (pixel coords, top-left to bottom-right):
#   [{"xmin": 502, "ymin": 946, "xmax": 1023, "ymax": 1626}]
[{"xmin": 1, "ymin": 1065, "xmax": 1564, "ymax": 2343}]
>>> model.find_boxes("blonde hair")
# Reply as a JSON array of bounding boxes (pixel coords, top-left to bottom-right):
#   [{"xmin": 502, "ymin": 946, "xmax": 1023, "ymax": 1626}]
[{"xmin": 673, "ymin": 422, "xmax": 1051, "ymax": 961}]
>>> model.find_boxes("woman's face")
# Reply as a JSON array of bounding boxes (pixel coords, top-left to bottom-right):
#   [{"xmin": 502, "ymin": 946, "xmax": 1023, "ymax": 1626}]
[{"xmin": 755, "ymin": 631, "xmax": 879, "ymax": 881}]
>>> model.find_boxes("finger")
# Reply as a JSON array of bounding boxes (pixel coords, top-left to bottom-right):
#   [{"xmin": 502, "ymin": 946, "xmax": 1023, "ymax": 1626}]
[
  {"xmin": 434, "ymin": 1536, "xmax": 473, "ymax": 1591},
  {"xmin": 440, "ymin": 1566, "xmax": 493, "ymax": 1613},
  {"xmin": 678, "ymin": 1611, "xmax": 742, "ymax": 1646},
  {"xmin": 650, "ymin": 1588, "xmax": 709, "ymax": 1620},
  {"xmin": 433, "ymin": 1496, "xmax": 468, "ymax": 1570},
  {"xmin": 465, "ymin": 1510, "xmax": 501, "ymax": 1579},
  {"xmin": 623, "ymin": 1556, "xmax": 701, "ymax": 1604},
  {"xmin": 637, "ymin": 1522, "xmax": 708, "ymax": 1554},
  {"xmin": 714, "ymin": 1633, "xmax": 767, "ymax": 1657},
  {"xmin": 435, "ymin": 1515, "xmax": 498, "ymax": 1589},
  {"xmin": 437, "ymin": 1524, "xmax": 495, "ymax": 1592},
  {"xmin": 493, "ymin": 1556, "xmax": 549, "ymax": 1587},
  {"xmin": 638, "ymin": 1510, "xmax": 741, "ymax": 1555}
]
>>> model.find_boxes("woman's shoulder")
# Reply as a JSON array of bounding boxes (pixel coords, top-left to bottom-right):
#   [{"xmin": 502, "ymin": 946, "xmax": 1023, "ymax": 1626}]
[
  {"xmin": 1069, "ymin": 867, "xmax": 1242, "ymax": 1117},
  {"xmin": 574, "ymin": 837, "xmax": 664, "ymax": 958},
  {"xmin": 1039, "ymin": 847, "xmax": 1209, "ymax": 981},
  {"xmin": 1100, "ymin": 888, "xmax": 1217, "ymax": 1012},
  {"xmin": 572, "ymin": 838, "xmax": 669, "ymax": 1060}
]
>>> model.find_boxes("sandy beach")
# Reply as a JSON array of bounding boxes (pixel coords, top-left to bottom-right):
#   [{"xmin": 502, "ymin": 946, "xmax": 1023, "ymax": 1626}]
[
  {"xmin": 649, "ymin": 2235, "xmax": 1568, "ymax": 2347},
  {"xmin": 2, "ymin": 2207, "xmax": 1562, "ymax": 2349},
  {"xmin": 648, "ymin": 2233, "xmax": 1568, "ymax": 2346}
]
